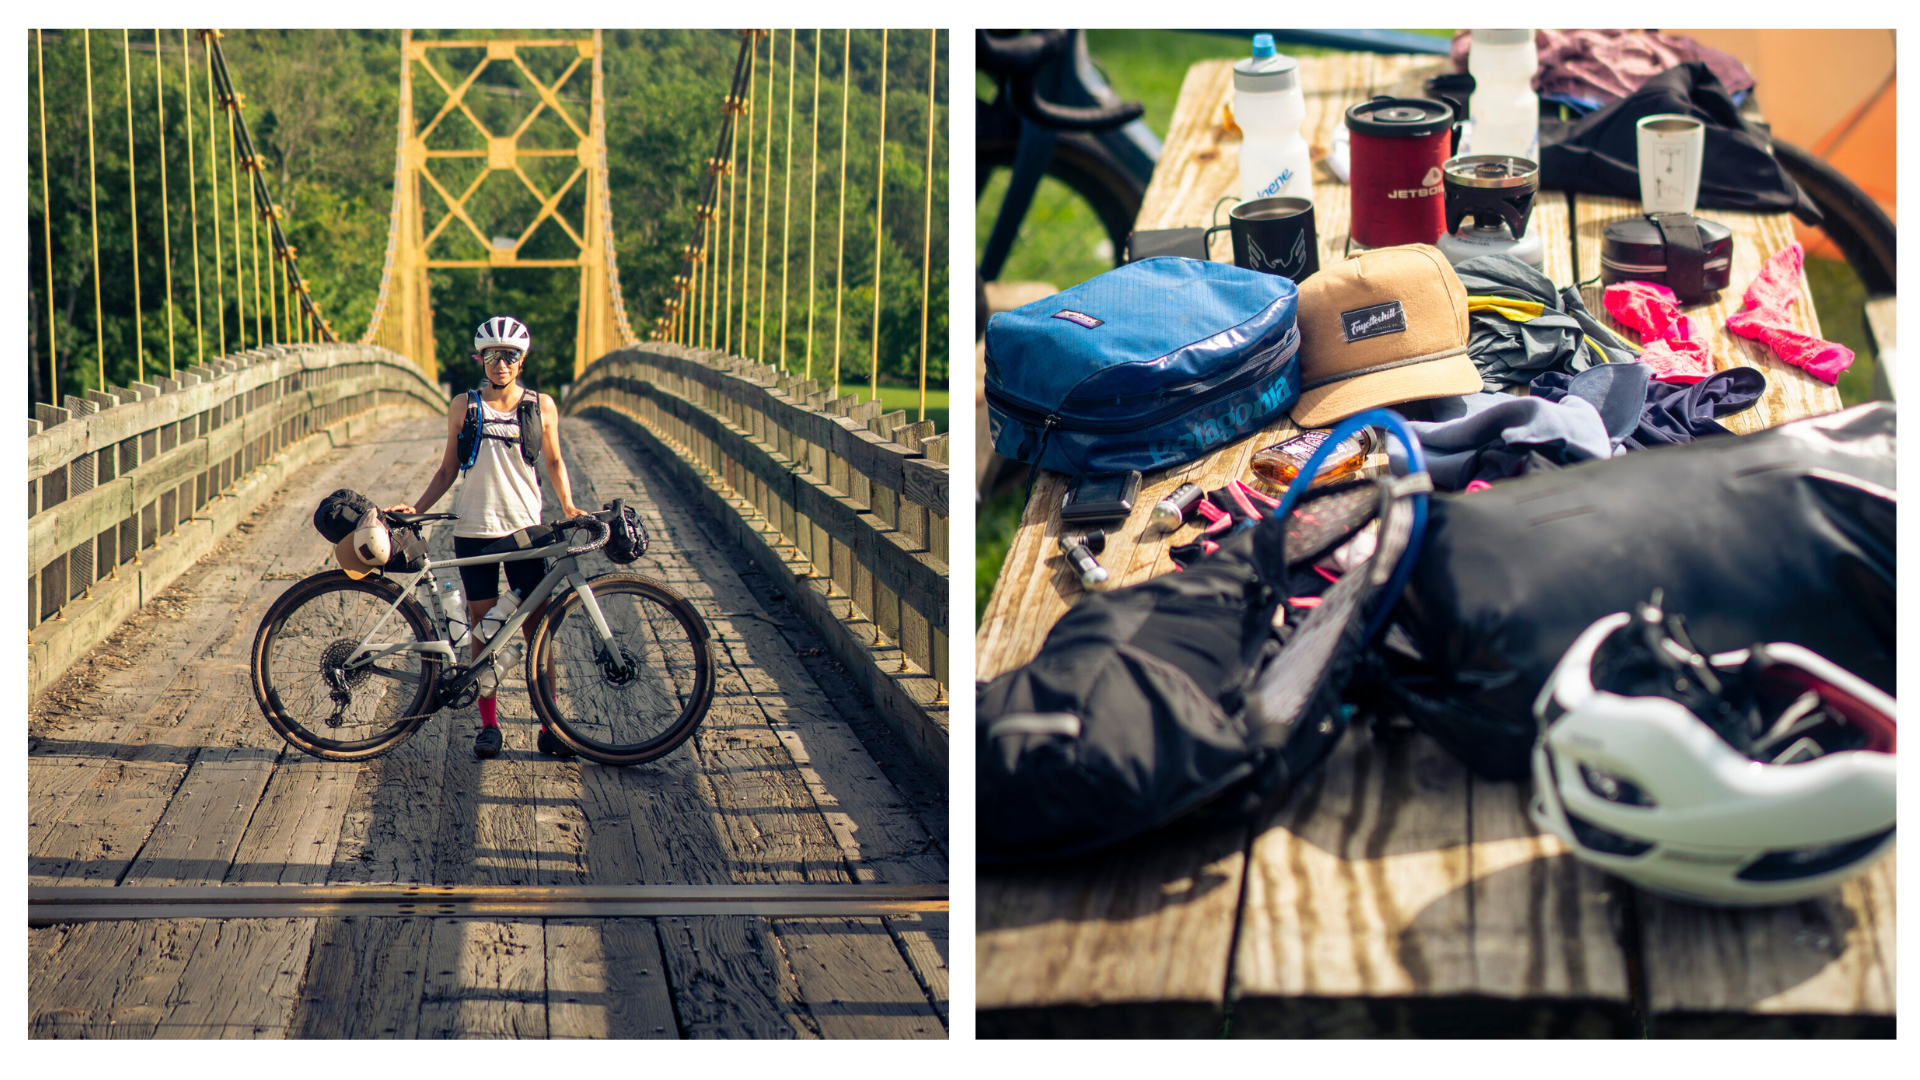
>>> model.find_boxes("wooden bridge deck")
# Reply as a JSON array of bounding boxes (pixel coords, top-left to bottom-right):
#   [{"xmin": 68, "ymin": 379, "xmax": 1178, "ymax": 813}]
[
  {"xmin": 28, "ymin": 411, "xmax": 947, "ymax": 1039},
  {"xmin": 976, "ymin": 53, "xmax": 1892, "ymax": 1038}
]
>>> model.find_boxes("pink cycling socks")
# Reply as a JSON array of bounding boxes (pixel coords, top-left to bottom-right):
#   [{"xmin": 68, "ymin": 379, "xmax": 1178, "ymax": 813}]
[
  {"xmin": 1726, "ymin": 242, "xmax": 1855, "ymax": 385},
  {"xmin": 1602, "ymin": 281, "xmax": 1714, "ymax": 382},
  {"xmin": 478, "ymin": 696, "xmax": 498, "ymax": 728}
]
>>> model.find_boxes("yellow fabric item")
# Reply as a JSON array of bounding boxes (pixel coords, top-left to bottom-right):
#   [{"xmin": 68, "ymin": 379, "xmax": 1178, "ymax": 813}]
[
  {"xmin": 1466, "ymin": 295, "xmax": 1546, "ymax": 321},
  {"xmin": 1468, "ymin": 293, "xmax": 1642, "ymax": 368}
]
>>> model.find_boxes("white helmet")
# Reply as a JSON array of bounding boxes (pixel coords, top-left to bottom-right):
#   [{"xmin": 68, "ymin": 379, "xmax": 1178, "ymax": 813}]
[
  {"xmin": 335, "ymin": 508, "xmax": 393, "ymax": 580},
  {"xmin": 1530, "ymin": 597, "xmax": 1896, "ymax": 906},
  {"xmin": 472, "ymin": 315, "xmax": 531, "ymax": 357}
]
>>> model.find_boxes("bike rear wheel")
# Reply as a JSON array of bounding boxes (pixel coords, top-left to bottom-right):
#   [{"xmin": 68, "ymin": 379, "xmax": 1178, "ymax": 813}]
[
  {"xmin": 528, "ymin": 574, "xmax": 715, "ymax": 766},
  {"xmin": 250, "ymin": 570, "xmax": 441, "ymax": 761}
]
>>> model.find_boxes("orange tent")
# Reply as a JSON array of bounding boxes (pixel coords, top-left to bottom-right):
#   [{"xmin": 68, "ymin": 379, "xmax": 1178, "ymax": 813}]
[{"xmin": 1670, "ymin": 29, "xmax": 1895, "ymax": 259}]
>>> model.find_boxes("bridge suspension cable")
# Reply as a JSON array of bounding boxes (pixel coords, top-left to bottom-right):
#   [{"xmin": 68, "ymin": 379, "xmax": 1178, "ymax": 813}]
[{"xmin": 665, "ymin": 30, "xmax": 943, "ymax": 422}]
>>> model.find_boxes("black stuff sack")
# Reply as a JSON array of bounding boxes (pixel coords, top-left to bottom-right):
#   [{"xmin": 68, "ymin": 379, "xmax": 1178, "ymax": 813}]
[
  {"xmin": 387, "ymin": 525, "xmax": 429, "ymax": 574},
  {"xmin": 976, "ymin": 470, "xmax": 1430, "ymax": 865},
  {"xmin": 314, "ymin": 488, "xmax": 377, "ymax": 545},
  {"xmin": 602, "ymin": 501, "xmax": 649, "ymax": 564},
  {"xmin": 1374, "ymin": 402, "xmax": 1894, "ymax": 780}
]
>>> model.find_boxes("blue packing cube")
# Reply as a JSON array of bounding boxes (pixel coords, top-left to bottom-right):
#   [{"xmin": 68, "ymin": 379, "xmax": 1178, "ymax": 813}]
[{"xmin": 984, "ymin": 257, "xmax": 1301, "ymax": 478}]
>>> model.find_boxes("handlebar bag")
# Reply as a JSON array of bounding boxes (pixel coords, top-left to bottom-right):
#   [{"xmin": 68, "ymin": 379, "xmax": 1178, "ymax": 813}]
[
  {"xmin": 977, "ymin": 472, "xmax": 1426, "ymax": 864},
  {"xmin": 1374, "ymin": 402, "xmax": 1895, "ymax": 780},
  {"xmin": 983, "ymin": 257, "xmax": 1301, "ymax": 477}
]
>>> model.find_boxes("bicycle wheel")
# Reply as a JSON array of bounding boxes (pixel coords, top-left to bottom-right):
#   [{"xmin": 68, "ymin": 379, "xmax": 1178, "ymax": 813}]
[
  {"xmin": 251, "ymin": 570, "xmax": 441, "ymax": 761},
  {"xmin": 528, "ymin": 573, "xmax": 715, "ymax": 766}
]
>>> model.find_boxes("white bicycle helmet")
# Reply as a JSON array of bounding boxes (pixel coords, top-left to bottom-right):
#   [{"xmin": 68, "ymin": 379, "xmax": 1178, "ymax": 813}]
[
  {"xmin": 335, "ymin": 508, "xmax": 392, "ymax": 581},
  {"xmin": 1530, "ymin": 596, "xmax": 1895, "ymax": 906},
  {"xmin": 472, "ymin": 315, "xmax": 531, "ymax": 358}
]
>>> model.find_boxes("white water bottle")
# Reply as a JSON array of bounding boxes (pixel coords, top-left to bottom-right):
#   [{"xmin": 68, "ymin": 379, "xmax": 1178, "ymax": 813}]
[
  {"xmin": 1235, "ymin": 35, "xmax": 1314, "ymax": 205},
  {"xmin": 1465, "ymin": 29, "xmax": 1539, "ymax": 159},
  {"xmin": 437, "ymin": 578, "xmax": 469, "ymax": 647},
  {"xmin": 473, "ymin": 588, "xmax": 520, "ymax": 692}
]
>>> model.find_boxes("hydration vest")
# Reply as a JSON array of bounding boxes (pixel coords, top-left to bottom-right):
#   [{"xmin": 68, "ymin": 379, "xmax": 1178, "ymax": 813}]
[{"xmin": 457, "ymin": 387, "xmax": 543, "ymax": 474}]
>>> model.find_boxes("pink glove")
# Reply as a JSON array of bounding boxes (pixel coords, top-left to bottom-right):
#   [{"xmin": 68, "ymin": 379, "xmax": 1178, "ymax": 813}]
[
  {"xmin": 1602, "ymin": 280, "xmax": 1715, "ymax": 383},
  {"xmin": 1725, "ymin": 242, "xmax": 1855, "ymax": 385}
]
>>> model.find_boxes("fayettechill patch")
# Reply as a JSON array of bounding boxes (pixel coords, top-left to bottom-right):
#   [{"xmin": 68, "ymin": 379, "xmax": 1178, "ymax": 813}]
[
  {"xmin": 1052, "ymin": 309, "xmax": 1104, "ymax": 329},
  {"xmin": 1340, "ymin": 300, "xmax": 1407, "ymax": 342}
]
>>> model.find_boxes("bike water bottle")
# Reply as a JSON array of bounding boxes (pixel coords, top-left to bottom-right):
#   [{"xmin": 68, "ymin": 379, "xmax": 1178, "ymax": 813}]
[
  {"xmin": 1465, "ymin": 29, "xmax": 1538, "ymax": 159},
  {"xmin": 1235, "ymin": 34, "xmax": 1313, "ymax": 205},
  {"xmin": 438, "ymin": 578, "xmax": 469, "ymax": 647},
  {"xmin": 474, "ymin": 588, "xmax": 520, "ymax": 693}
]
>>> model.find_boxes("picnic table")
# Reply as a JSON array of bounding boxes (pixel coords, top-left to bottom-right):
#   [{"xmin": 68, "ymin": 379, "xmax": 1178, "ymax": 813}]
[{"xmin": 975, "ymin": 52, "xmax": 1892, "ymax": 1038}]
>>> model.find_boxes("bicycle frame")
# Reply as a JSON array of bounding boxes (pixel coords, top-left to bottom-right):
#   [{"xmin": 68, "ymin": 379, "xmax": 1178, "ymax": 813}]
[{"xmin": 341, "ymin": 536, "xmax": 619, "ymax": 696}]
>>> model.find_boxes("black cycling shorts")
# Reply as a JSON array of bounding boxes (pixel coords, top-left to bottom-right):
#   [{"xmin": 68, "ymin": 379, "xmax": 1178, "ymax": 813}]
[{"xmin": 452, "ymin": 534, "xmax": 546, "ymax": 604}]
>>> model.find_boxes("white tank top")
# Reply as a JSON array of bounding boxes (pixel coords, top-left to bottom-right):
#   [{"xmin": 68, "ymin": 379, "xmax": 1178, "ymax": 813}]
[{"xmin": 452, "ymin": 393, "xmax": 544, "ymax": 538}]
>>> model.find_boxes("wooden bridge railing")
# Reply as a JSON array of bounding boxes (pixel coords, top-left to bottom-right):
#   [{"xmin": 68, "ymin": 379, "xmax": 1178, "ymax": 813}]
[
  {"xmin": 27, "ymin": 343, "xmax": 448, "ymax": 701},
  {"xmin": 565, "ymin": 342, "xmax": 949, "ymax": 771}
]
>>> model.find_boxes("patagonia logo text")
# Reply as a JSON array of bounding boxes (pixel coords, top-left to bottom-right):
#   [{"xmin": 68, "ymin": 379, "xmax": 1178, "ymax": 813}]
[
  {"xmin": 1340, "ymin": 301, "xmax": 1407, "ymax": 342},
  {"xmin": 1052, "ymin": 309, "xmax": 1104, "ymax": 329}
]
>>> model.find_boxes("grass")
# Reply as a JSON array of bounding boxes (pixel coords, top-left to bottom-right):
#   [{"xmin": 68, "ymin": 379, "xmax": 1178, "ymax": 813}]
[
  {"xmin": 832, "ymin": 383, "xmax": 949, "ymax": 435},
  {"xmin": 974, "ymin": 29, "xmax": 1887, "ymax": 622}
]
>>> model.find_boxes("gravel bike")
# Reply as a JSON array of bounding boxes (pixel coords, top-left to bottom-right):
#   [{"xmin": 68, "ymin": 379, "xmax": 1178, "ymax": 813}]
[{"xmin": 249, "ymin": 500, "xmax": 714, "ymax": 766}]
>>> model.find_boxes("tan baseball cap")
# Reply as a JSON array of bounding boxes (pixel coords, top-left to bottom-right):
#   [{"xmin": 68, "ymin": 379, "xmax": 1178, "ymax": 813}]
[
  {"xmin": 1290, "ymin": 244, "xmax": 1479, "ymax": 429},
  {"xmin": 335, "ymin": 508, "xmax": 392, "ymax": 580}
]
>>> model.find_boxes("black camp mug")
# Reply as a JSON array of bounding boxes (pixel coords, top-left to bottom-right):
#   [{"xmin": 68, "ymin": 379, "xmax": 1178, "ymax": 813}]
[{"xmin": 1205, "ymin": 196, "xmax": 1320, "ymax": 283}]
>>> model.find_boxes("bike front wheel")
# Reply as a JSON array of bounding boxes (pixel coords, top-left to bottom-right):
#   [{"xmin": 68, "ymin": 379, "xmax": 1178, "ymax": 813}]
[
  {"xmin": 528, "ymin": 574, "xmax": 715, "ymax": 766},
  {"xmin": 250, "ymin": 570, "xmax": 441, "ymax": 761}
]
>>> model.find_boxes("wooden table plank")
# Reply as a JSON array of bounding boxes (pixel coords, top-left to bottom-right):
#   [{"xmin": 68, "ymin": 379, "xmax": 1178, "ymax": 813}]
[{"xmin": 1570, "ymin": 193, "xmax": 1845, "ymax": 433}]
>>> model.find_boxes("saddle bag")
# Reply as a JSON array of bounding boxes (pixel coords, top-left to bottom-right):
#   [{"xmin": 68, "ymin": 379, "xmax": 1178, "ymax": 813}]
[
  {"xmin": 977, "ymin": 469, "xmax": 1428, "ymax": 864},
  {"xmin": 983, "ymin": 257, "xmax": 1301, "ymax": 477},
  {"xmin": 1375, "ymin": 402, "xmax": 1895, "ymax": 780}
]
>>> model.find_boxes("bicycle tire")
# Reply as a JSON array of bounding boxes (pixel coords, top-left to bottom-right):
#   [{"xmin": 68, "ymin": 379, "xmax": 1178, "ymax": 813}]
[
  {"xmin": 527, "ymin": 573, "xmax": 715, "ymax": 766},
  {"xmin": 977, "ymin": 127, "xmax": 1147, "ymax": 279},
  {"xmin": 250, "ymin": 570, "xmax": 441, "ymax": 761},
  {"xmin": 1772, "ymin": 137, "xmax": 1896, "ymax": 296}
]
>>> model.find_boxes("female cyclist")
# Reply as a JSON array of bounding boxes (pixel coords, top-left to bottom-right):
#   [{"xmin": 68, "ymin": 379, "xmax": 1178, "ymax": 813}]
[{"xmin": 387, "ymin": 316, "xmax": 587, "ymax": 760}]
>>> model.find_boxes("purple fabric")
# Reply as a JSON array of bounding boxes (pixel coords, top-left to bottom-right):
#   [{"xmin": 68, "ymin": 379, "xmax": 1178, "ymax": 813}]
[
  {"xmin": 1530, "ymin": 365, "xmax": 1767, "ymax": 451},
  {"xmin": 1451, "ymin": 29, "xmax": 1756, "ymax": 108}
]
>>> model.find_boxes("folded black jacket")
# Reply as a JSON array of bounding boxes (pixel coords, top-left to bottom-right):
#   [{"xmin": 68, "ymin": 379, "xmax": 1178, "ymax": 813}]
[
  {"xmin": 1453, "ymin": 255, "xmax": 1640, "ymax": 390},
  {"xmin": 1539, "ymin": 62, "xmax": 1821, "ymax": 223}
]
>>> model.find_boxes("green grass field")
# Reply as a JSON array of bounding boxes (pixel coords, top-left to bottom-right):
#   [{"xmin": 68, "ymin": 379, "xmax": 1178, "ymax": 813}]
[
  {"xmin": 832, "ymin": 383, "xmax": 948, "ymax": 435},
  {"xmin": 974, "ymin": 30, "xmax": 1885, "ymax": 622}
]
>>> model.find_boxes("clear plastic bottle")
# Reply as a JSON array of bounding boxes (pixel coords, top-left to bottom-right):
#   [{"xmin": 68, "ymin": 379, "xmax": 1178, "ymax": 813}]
[
  {"xmin": 1235, "ymin": 34, "xmax": 1314, "ymax": 204},
  {"xmin": 437, "ymin": 577, "xmax": 469, "ymax": 647},
  {"xmin": 473, "ymin": 588, "xmax": 520, "ymax": 693},
  {"xmin": 1465, "ymin": 29, "xmax": 1539, "ymax": 159}
]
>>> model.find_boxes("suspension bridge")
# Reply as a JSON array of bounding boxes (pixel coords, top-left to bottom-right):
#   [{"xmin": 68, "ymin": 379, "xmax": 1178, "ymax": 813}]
[{"xmin": 27, "ymin": 28, "xmax": 949, "ymax": 1039}]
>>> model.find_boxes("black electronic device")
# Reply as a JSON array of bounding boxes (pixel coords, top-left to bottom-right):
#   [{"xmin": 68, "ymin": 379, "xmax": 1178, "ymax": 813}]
[
  {"xmin": 1124, "ymin": 228, "xmax": 1208, "ymax": 263},
  {"xmin": 1061, "ymin": 470, "xmax": 1142, "ymax": 524}
]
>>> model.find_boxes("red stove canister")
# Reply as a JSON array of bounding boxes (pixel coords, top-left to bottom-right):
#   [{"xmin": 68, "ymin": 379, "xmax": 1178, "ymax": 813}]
[{"xmin": 1346, "ymin": 96, "xmax": 1455, "ymax": 249}]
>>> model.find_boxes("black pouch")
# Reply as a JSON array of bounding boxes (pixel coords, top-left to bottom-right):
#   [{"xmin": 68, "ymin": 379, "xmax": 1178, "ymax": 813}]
[
  {"xmin": 1600, "ymin": 213, "xmax": 1733, "ymax": 302},
  {"xmin": 387, "ymin": 525, "xmax": 429, "ymax": 573},
  {"xmin": 976, "ymin": 474, "xmax": 1425, "ymax": 864},
  {"xmin": 1375, "ymin": 403, "xmax": 1895, "ymax": 780}
]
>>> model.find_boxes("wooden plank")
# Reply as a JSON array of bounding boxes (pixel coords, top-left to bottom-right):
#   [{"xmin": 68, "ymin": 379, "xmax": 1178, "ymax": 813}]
[
  {"xmin": 416, "ymin": 919, "xmax": 549, "ymax": 1038},
  {"xmin": 774, "ymin": 917, "xmax": 946, "ymax": 1038},
  {"xmin": 977, "ymin": 822, "xmax": 1248, "ymax": 1033},
  {"xmin": 655, "ymin": 914, "xmax": 815, "ymax": 1038},
  {"xmin": 1640, "ymin": 852, "xmax": 1896, "ymax": 1024},
  {"xmin": 151, "ymin": 917, "xmax": 314, "ymax": 1037},
  {"xmin": 545, "ymin": 919, "xmax": 681, "ymax": 1038},
  {"xmin": 291, "ymin": 916, "xmax": 433, "ymax": 1038},
  {"xmin": 1571, "ymin": 193, "xmax": 1844, "ymax": 433},
  {"xmin": 889, "ymin": 912, "xmax": 950, "ymax": 1024},
  {"xmin": 26, "ymin": 919, "xmax": 208, "ymax": 1038},
  {"xmin": 122, "ymin": 747, "xmax": 280, "ymax": 886},
  {"xmin": 224, "ymin": 760, "xmax": 362, "ymax": 884}
]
